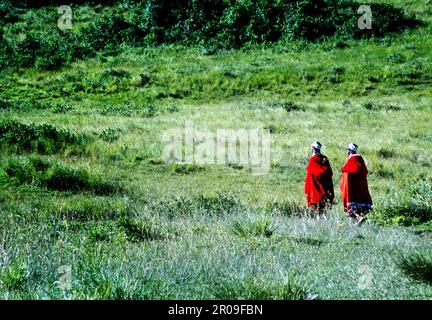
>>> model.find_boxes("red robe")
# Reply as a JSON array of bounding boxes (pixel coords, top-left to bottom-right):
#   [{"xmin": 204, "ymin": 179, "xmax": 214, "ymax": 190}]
[
  {"xmin": 304, "ymin": 154, "xmax": 334, "ymax": 209},
  {"xmin": 340, "ymin": 154, "xmax": 372, "ymax": 212}
]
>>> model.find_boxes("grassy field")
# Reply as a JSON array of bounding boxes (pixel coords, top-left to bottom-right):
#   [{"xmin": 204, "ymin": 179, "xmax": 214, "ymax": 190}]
[{"xmin": 1, "ymin": 0, "xmax": 432, "ymax": 299}]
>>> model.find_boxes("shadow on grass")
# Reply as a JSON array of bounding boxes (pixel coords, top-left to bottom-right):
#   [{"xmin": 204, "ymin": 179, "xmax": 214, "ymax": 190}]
[{"xmin": 398, "ymin": 251, "xmax": 432, "ymax": 285}]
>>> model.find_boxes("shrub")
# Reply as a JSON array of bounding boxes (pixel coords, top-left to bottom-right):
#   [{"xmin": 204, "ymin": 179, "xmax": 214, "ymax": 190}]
[
  {"xmin": 0, "ymin": 261, "xmax": 29, "ymax": 291},
  {"xmin": 170, "ymin": 164, "xmax": 204, "ymax": 174},
  {"xmin": 0, "ymin": 98, "xmax": 50, "ymax": 112},
  {"xmin": 232, "ymin": 216, "xmax": 276, "ymax": 239},
  {"xmin": 265, "ymin": 100, "xmax": 305, "ymax": 112},
  {"xmin": 398, "ymin": 251, "xmax": 432, "ymax": 285},
  {"xmin": 373, "ymin": 177, "xmax": 432, "ymax": 226},
  {"xmin": 194, "ymin": 193, "xmax": 242, "ymax": 214},
  {"xmin": 377, "ymin": 148, "xmax": 396, "ymax": 159},
  {"xmin": 0, "ymin": 0, "xmax": 418, "ymax": 69},
  {"xmin": 2, "ymin": 157, "xmax": 122, "ymax": 195},
  {"xmin": 100, "ymin": 128, "xmax": 121, "ymax": 143},
  {"xmin": 43, "ymin": 164, "xmax": 120, "ymax": 195},
  {"xmin": 216, "ymin": 0, "xmax": 289, "ymax": 48},
  {"xmin": 0, "ymin": 1, "xmax": 22, "ymax": 26},
  {"xmin": 3, "ymin": 157, "xmax": 43, "ymax": 184},
  {"xmin": 0, "ymin": 119, "xmax": 87, "ymax": 154},
  {"xmin": 4, "ymin": 25, "xmax": 91, "ymax": 70},
  {"xmin": 118, "ymin": 215, "xmax": 166, "ymax": 242},
  {"xmin": 267, "ymin": 199, "xmax": 304, "ymax": 216},
  {"xmin": 81, "ymin": 11, "xmax": 145, "ymax": 52},
  {"xmin": 52, "ymin": 197, "xmax": 126, "ymax": 222},
  {"xmin": 212, "ymin": 275, "xmax": 308, "ymax": 300},
  {"xmin": 285, "ymin": 0, "xmax": 416, "ymax": 41},
  {"xmin": 361, "ymin": 102, "xmax": 401, "ymax": 111}
]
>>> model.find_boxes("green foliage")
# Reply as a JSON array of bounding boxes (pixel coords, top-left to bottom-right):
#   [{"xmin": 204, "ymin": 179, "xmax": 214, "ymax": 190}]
[
  {"xmin": 267, "ymin": 199, "xmax": 304, "ymax": 216},
  {"xmin": 212, "ymin": 275, "xmax": 308, "ymax": 300},
  {"xmin": 398, "ymin": 251, "xmax": 432, "ymax": 285},
  {"xmin": 52, "ymin": 197, "xmax": 126, "ymax": 222},
  {"xmin": 81, "ymin": 11, "xmax": 145, "ymax": 52},
  {"xmin": 265, "ymin": 100, "xmax": 306, "ymax": 112},
  {"xmin": 291, "ymin": 236, "xmax": 325, "ymax": 246},
  {"xmin": 2, "ymin": 25, "xmax": 92, "ymax": 70},
  {"xmin": 0, "ymin": 0, "xmax": 431, "ymax": 301},
  {"xmin": 232, "ymin": 216, "xmax": 276, "ymax": 239},
  {"xmin": 373, "ymin": 178, "xmax": 432, "ymax": 226},
  {"xmin": 0, "ymin": 261, "xmax": 29, "ymax": 291},
  {"xmin": 43, "ymin": 163, "xmax": 121, "ymax": 195},
  {"xmin": 285, "ymin": 0, "xmax": 415, "ymax": 41},
  {"xmin": 118, "ymin": 215, "xmax": 167, "ymax": 242},
  {"xmin": 2, "ymin": 157, "xmax": 122, "ymax": 195},
  {"xmin": 361, "ymin": 102, "xmax": 401, "ymax": 111},
  {"xmin": 170, "ymin": 164, "xmax": 205, "ymax": 174},
  {"xmin": 100, "ymin": 128, "xmax": 121, "ymax": 143},
  {"xmin": 194, "ymin": 193, "xmax": 242, "ymax": 214},
  {"xmin": 0, "ymin": 119, "xmax": 87, "ymax": 155},
  {"xmin": 0, "ymin": 0, "xmax": 418, "ymax": 69},
  {"xmin": 0, "ymin": 98, "xmax": 52, "ymax": 112}
]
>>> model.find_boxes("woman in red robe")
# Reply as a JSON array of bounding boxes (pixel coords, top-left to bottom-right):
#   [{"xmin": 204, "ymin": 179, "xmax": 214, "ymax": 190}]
[
  {"xmin": 340, "ymin": 143, "xmax": 373, "ymax": 222},
  {"xmin": 304, "ymin": 142, "xmax": 335, "ymax": 213}
]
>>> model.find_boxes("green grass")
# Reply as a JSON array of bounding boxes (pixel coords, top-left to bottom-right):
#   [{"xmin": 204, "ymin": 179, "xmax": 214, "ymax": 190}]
[
  {"xmin": 0, "ymin": 0, "xmax": 432, "ymax": 300},
  {"xmin": 398, "ymin": 251, "xmax": 432, "ymax": 285}
]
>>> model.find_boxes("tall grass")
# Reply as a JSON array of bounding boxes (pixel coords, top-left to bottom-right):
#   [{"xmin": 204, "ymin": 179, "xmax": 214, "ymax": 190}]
[
  {"xmin": 0, "ymin": 0, "xmax": 431, "ymax": 301},
  {"xmin": 398, "ymin": 252, "xmax": 432, "ymax": 285}
]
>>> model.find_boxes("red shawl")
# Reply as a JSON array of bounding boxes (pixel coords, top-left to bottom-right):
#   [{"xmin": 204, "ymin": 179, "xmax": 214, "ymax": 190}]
[
  {"xmin": 304, "ymin": 154, "xmax": 334, "ymax": 208},
  {"xmin": 340, "ymin": 154, "xmax": 372, "ymax": 211}
]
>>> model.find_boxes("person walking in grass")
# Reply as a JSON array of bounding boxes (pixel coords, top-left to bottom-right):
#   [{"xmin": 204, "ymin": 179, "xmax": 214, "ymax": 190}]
[
  {"xmin": 304, "ymin": 141, "xmax": 335, "ymax": 219},
  {"xmin": 340, "ymin": 143, "xmax": 373, "ymax": 223}
]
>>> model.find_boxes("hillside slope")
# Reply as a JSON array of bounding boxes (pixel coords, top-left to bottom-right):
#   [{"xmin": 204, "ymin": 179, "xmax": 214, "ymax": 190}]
[{"xmin": 0, "ymin": 0, "xmax": 431, "ymax": 299}]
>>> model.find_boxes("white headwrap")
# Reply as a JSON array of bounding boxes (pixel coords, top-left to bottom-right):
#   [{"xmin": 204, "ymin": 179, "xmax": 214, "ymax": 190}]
[
  {"xmin": 347, "ymin": 143, "xmax": 358, "ymax": 152},
  {"xmin": 311, "ymin": 141, "xmax": 322, "ymax": 150}
]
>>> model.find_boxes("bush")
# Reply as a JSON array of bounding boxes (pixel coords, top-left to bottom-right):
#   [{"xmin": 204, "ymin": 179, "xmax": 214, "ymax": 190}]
[
  {"xmin": 265, "ymin": 100, "xmax": 305, "ymax": 112},
  {"xmin": 81, "ymin": 11, "xmax": 146, "ymax": 52},
  {"xmin": 0, "ymin": 98, "xmax": 51, "ymax": 112},
  {"xmin": 3, "ymin": 25, "xmax": 91, "ymax": 70},
  {"xmin": 212, "ymin": 275, "xmax": 308, "ymax": 300},
  {"xmin": 267, "ymin": 198, "xmax": 304, "ymax": 216},
  {"xmin": 373, "ymin": 178, "xmax": 432, "ymax": 226},
  {"xmin": 0, "ymin": 261, "xmax": 29, "ymax": 291},
  {"xmin": 361, "ymin": 102, "xmax": 401, "ymax": 111},
  {"xmin": 0, "ymin": 0, "xmax": 418, "ymax": 69},
  {"xmin": 43, "ymin": 164, "xmax": 120, "ymax": 195},
  {"xmin": 2, "ymin": 157, "xmax": 122, "ymax": 195},
  {"xmin": 194, "ymin": 193, "xmax": 242, "ymax": 214},
  {"xmin": 170, "ymin": 164, "xmax": 204, "ymax": 174},
  {"xmin": 398, "ymin": 251, "xmax": 432, "ymax": 285},
  {"xmin": 285, "ymin": 0, "xmax": 415, "ymax": 41},
  {"xmin": 232, "ymin": 216, "xmax": 276, "ymax": 239},
  {"xmin": 100, "ymin": 128, "xmax": 121, "ymax": 142},
  {"xmin": 3, "ymin": 157, "xmax": 45, "ymax": 184},
  {"xmin": 52, "ymin": 197, "xmax": 126, "ymax": 222},
  {"xmin": 0, "ymin": 119, "xmax": 87, "ymax": 154},
  {"xmin": 118, "ymin": 215, "xmax": 167, "ymax": 242}
]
